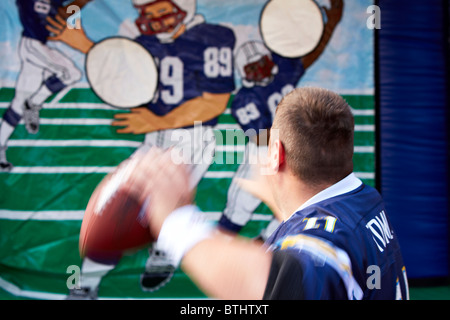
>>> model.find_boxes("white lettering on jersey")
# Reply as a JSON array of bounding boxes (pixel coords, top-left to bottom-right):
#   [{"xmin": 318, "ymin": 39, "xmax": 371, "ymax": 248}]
[
  {"xmin": 235, "ymin": 102, "xmax": 260, "ymax": 125},
  {"xmin": 204, "ymin": 47, "xmax": 232, "ymax": 78},
  {"xmin": 268, "ymin": 84, "xmax": 294, "ymax": 120},
  {"xmin": 34, "ymin": 0, "xmax": 51, "ymax": 14},
  {"xmin": 366, "ymin": 210, "xmax": 394, "ymax": 252},
  {"xmin": 303, "ymin": 216, "xmax": 337, "ymax": 233},
  {"xmin": 160, "ymin": 57, "xmax": 183, "ymax": 104}
]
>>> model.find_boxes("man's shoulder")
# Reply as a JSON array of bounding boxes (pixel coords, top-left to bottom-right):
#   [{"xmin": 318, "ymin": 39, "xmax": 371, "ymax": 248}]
[
  {"xmin": 270, "ymin": 184, "xmax": 384, "ymax": 247},
  {"xmin": 297, "ymin": 184, "xmax": 381, "ymax": 220}
]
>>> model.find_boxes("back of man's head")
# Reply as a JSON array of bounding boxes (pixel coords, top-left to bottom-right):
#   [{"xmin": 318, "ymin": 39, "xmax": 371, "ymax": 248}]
[{"xmin": 272, "ymin": 87, "xmax": 354, "ymax": 187}]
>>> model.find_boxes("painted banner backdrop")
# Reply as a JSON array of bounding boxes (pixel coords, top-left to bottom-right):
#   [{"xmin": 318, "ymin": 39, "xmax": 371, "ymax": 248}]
[{"xmin": 0, "ymin": 0, "xmax": 374, "ymax": 299}]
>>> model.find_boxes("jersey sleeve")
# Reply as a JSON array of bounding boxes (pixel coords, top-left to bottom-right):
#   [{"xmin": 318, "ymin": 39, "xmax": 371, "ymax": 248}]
[
  {"xmin": 263, "ymin": 248, "xmax": 349, "ymax": 300},
  {"xmin": 264, "ymin": 228, "xmax": 361, "ymax": 300},
  {"xmin": 263, "ymin": 249, "xmax": 305, "ymax": 300}
]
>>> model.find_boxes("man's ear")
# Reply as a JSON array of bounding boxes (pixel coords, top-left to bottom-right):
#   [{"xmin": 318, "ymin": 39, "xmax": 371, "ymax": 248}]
[{"xmin": 270, "ymin": 138, "xmax": 285, "ymax": 173}]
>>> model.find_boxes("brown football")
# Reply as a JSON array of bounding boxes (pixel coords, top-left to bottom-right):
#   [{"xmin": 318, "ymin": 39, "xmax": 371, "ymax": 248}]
[{"xmin": 79, "ymin": 159, "xmax": 154, "ymax": 264}]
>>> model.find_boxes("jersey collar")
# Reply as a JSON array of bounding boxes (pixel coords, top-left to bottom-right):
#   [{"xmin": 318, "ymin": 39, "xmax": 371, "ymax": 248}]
[{"xmin": 289, "ymin": 172, "xmax": 363, "ymax": 220}]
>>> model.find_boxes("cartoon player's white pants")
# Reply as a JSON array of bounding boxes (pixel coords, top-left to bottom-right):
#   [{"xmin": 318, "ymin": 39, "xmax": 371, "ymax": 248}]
[
  {"xmin": 10, "ymin": 36, "xmax": 82, "ymax": 116},
  {"xmin": 222, "ymin": 141, "xmax": 265, "ymax": 227},
  {"xmin": 1, "ymin": 36, "xmax": 82, "ymax": 164},
  {"xmin": 139, "ymin": 123, "xmax": 216, "ymax": 190},
  {"xmin": 139, "ymin": 124, "xmax": 216, "ymax": 269}
]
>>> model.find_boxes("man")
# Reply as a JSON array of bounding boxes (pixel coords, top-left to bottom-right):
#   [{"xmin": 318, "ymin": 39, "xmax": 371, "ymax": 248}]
[
  {"xmin": 125, "ymin": 87, "xmax": 409, "ymax": 299},
  {"xmin": 47, "ymin": 0, "xmax": 235, "ymax": 296},
  {"xmin": 0, "ymin": 0, "xmax": 90, "ymax": 171},
  {"xmin": 219, "ymin": 40, "xmax": 301, "ymax": 240},
  {"xmin": 219, "ymin": 0, "xmax": 344, "ymax": 241}
]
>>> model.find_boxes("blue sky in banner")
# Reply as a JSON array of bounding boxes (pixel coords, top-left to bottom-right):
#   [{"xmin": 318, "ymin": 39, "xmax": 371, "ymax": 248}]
[{"xmin": 0, "ymin": 0, "xmax": 373, "ymax": 93}]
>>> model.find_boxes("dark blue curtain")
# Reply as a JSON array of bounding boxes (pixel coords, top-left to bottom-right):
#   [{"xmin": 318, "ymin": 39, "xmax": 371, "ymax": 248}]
[{"xmin": 377, "ymin": 0, "xmax": 449, "ymax": 281}]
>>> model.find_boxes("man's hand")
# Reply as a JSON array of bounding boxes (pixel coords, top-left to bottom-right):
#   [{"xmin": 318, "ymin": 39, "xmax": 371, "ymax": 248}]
[
  {"xmin": 236, "ymin": 162, "xmax": 281, "ymax": 220},
  {"xmin": 112, "ymin": 108, "xmax": 162, "ymax": 134},
  {"xmin": 124, "ymin": 148, "xmax": 193, "ymax": 238},
  {"xmin": 46, "ymin": 14, "xmax": 94, "ymax": 53},
  {"xmin": 124, "ymin": 148, "xmax": 272, "ymax": 300}
]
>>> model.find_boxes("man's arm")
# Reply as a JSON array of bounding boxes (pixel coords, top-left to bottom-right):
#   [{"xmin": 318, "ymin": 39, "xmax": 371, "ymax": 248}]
[
  {"xmin": 112, "ymin": 92, "xmax": 230, "ymax": 134},
  {"xmin": 182, "ymin": 233, "xmax": 272, "ymax": 300},
  {"xmin": 236, "ymin": 176, "xmax": 281, "ymax": 219},
  {"xmin": 301, "ymin": 0, "xmax": 344, "ymax": 69},
  {"xmin": 124, "ymin": 148, "xmax": 271, "ymax": 299}
]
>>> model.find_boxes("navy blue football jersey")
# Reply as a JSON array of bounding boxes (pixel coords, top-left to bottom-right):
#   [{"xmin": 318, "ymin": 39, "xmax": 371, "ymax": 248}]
[
  {"xmin": 231, "ymin": 54, "xmax": 304, "ymax": 133},
  {"xmin": 265, "ymin": 177, "xmax": 409, "ymax": 300},
  {"xmin": 135, "ymin": 23, "xmax": 235, "ymax": 127},
  {"xmin": 16, "ymin": 0, "xmax": 67, "ymax": 43}
]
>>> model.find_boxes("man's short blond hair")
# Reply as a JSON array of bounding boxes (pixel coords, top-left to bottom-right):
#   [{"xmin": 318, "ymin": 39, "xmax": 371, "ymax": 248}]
[{"xmin": 272, "ymin": 87, "xmax": 354, "ymax": 187}]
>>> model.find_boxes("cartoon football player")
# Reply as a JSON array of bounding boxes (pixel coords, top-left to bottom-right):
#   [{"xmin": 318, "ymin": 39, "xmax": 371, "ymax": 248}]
[
  {"xmin": 120, "ymin": 0, "xmax": 235, "ymax": 294},
  {"xmin": 114, "ymin": 0, "xmax": 235, "ymax": 189},
  {"xmin": 0, "ymin": 0, "xmax": 91, "ymax": 172},
  {"xmin": 218, "ymin": 0, "xmax": 344, "ymax": 241},
  {"xmin": 47, "ymin": 0, "xmax": 235, "ymax": 298}
]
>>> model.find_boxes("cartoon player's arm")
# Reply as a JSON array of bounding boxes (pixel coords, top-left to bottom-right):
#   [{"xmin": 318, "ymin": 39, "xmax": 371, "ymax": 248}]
[
  {"xmin": 112, "ymin": 25, "xmax": 235, "ymax": 134},
  {"xmin": 46, "ymin": 15, "xmax": 232, "ymax": 133},
  {"xmin": 45, "ymin": 19, "xmax": 230, "ymax": 133},
  {"xmin": 45, "ymin": 14, "xmax": 94, "ymax": 53},
  {"xmin": 301, "ymin": 0, "xmax": 344, "ymax": 69},
  {"xmin": 112, "ymin": 92, "xmax": 230, "ymax": 134}
]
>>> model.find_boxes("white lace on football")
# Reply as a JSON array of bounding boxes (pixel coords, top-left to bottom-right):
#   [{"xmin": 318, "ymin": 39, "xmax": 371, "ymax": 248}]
[{"xmin": 94, "ymin": 157, "xmax": 139, "ymax": 215}]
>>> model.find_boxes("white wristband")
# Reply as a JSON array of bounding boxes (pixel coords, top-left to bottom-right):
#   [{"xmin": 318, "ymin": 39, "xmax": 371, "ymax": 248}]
[{"xmin": 157, "ymin": 205, "xmax": 214, "ymax": 267}]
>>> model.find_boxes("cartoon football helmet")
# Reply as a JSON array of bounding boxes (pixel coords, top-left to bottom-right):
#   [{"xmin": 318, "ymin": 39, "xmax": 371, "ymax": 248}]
[
  {"xmin": 132, "ymin": 0, "xmax": 196, "ymax": 37},
  {"xmin": 235, "ymin": 41, "xmax": 278, "ymax": 88}
]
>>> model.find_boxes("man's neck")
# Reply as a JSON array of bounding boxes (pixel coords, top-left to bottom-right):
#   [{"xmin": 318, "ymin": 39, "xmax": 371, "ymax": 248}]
[{"xmin": 276, "ymin": 173, "xmax": 331, "ymax": 221}]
